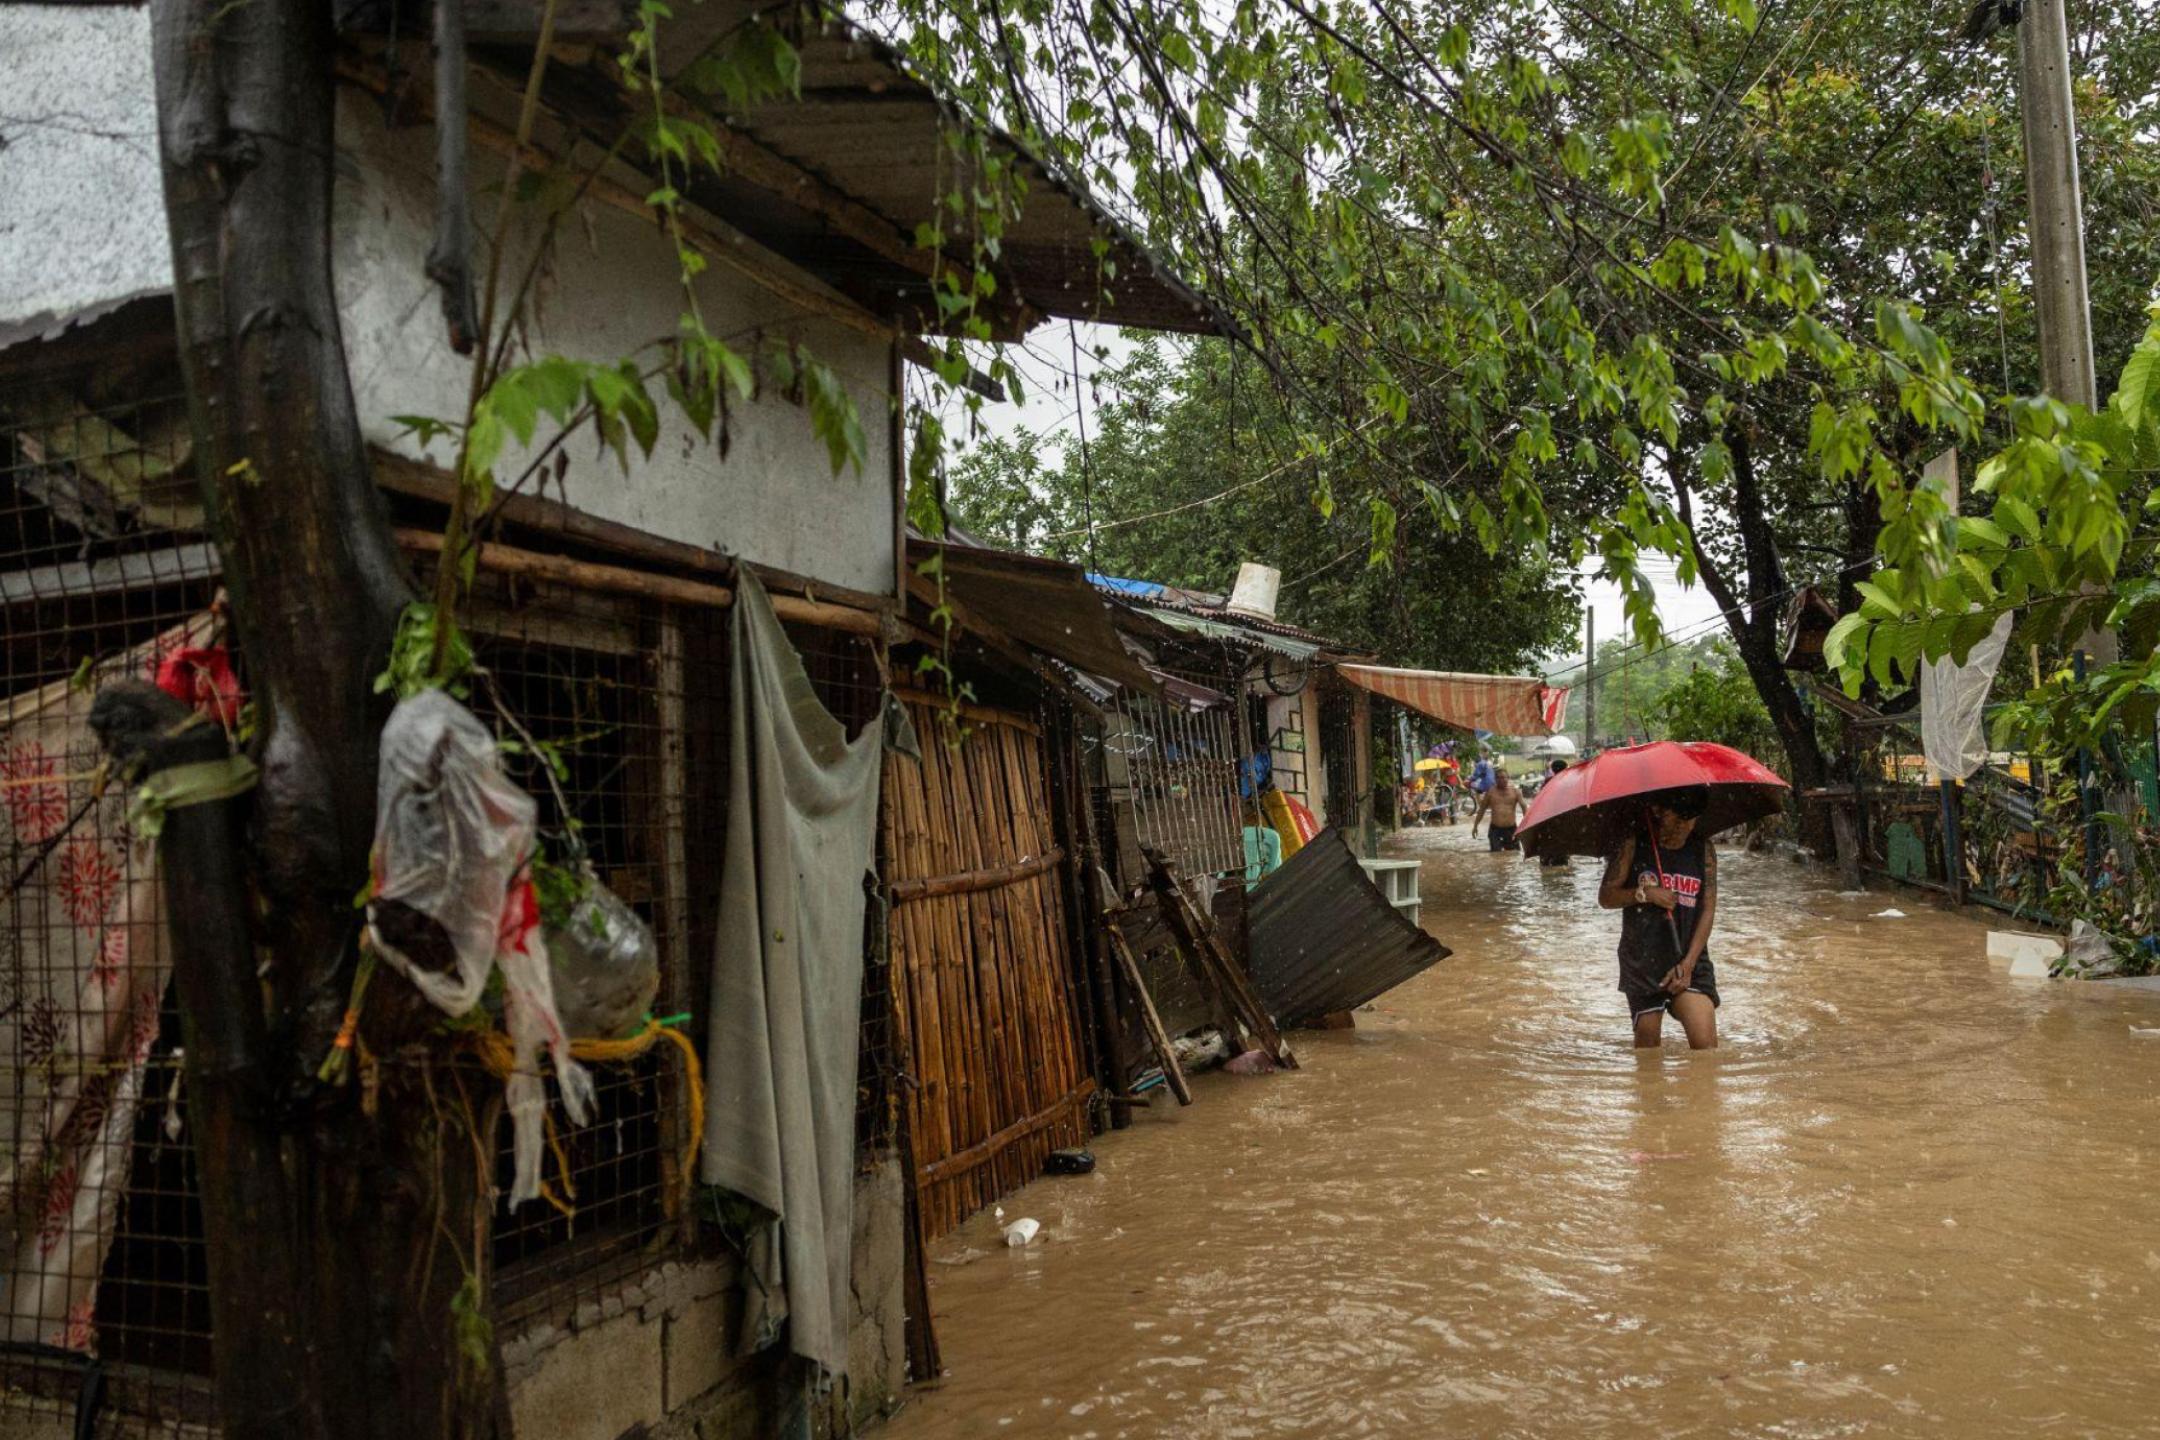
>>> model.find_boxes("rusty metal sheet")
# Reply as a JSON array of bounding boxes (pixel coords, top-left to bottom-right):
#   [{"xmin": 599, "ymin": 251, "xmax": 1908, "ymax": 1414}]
[
  {"xmin": 911, "ymin": 537, "xmax": 1158, "ymax": 692},
  {"xmin": 1248, "ymin": 828, "xmax": 1450, "ymax": 1026}
]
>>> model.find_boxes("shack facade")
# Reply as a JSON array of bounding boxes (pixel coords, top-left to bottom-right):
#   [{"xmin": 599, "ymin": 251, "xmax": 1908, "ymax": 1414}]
[{"xmin": 0, "ymin": 3, "xmax": 1209, "ymax": 1436}]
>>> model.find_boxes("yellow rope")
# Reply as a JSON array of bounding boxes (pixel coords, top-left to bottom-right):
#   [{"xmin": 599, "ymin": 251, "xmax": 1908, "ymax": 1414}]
[{"xmin": 464, "ymin": 1017, "xmax": 705, "ymax": 1218}]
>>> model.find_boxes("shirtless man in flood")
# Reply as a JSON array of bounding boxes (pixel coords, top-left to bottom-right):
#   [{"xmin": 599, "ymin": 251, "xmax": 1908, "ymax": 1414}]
[{"xmin": 1471, "ymin": 766, "xmax": 1525, "ymax": 851}]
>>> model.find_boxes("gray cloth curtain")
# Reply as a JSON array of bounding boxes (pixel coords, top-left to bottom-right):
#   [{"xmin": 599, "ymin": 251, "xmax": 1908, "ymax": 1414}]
[{"xmin": 701, "ymin": 568, "xmax": 890, "ymax": 1379}]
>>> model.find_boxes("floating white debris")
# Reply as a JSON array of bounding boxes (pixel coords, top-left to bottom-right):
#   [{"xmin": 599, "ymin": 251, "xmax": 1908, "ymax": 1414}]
[
  {"xmin": 1988, "ymin": 931, "xmax": 2064, "ymax": 971},
  {"xmin": 2006, "ymin": 950, "xmax": 2053, "ymax": 979},
  {"xmin": 1003, "ymin": 1217, "xmax": 1041, "ymax": 1248},
  {"xmin": 1872, "ymin": 908, "xmax": 1907, "ymax": 919}
]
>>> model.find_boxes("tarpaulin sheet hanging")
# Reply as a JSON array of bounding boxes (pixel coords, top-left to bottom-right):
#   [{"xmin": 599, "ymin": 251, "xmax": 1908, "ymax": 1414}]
[
  {"xmin": 702, "ymin": 568, "xmax": 906, "ymax": 1379},
  {"xmin": 1335, "ymin": 664, "xmax": 1568, "ymax": 735}
]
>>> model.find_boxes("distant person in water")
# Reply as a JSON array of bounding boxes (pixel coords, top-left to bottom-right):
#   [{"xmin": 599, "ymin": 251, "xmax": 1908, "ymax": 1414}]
[
  {"xmin": 1598, "ymin": 785, "xmax": 1718, "ymax": 1049},
  {"xmin": 1539, "ymin": 759, "xmax": 1571, "ymax": 868},
  {"xmin": 1471, "ymin": 766, "xmax": 1524, "ymax": 851}
]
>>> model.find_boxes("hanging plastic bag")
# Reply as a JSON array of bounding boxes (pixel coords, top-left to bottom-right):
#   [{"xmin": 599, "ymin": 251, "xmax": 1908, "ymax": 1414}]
[
  {"xmin": 547, "ymin": 875, "xmax": 659, "ymax": 1040},
  {"xmin": 366, "ymin": 689, "xmax": 593, "ymax": 1206}
]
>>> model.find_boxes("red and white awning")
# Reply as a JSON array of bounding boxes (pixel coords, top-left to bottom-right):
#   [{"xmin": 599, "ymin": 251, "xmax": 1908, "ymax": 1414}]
[{"xmin": 1335, "ymin": 665, "xmax": 1569, "ymax": 736}]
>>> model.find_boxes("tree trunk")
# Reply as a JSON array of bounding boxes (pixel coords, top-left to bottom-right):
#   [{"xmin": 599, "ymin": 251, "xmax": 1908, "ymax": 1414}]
[
  {"xmin": 150, "ymin": 3, "xmax": 503, "ymax": 1434},
  {"xmin": 1672, "ymin": 425, "xmax": 1833, "ymax": 850}
]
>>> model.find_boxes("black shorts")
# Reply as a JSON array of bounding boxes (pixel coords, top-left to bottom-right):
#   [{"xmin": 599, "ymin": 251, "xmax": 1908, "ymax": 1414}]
[
  {"xmin": 1622, "ymin": 956, "xmax": 1720, "ymax": 1018},
  {"xmin": 1488, "ymin": 826, "xmax": 1518, "ymax": 851}
]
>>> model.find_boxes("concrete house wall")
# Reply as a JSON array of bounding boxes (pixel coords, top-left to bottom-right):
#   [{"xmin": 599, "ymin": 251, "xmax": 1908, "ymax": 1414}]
[{"xmin": 0, "ymin": 4, "xmax": 901, "ymax": 600}]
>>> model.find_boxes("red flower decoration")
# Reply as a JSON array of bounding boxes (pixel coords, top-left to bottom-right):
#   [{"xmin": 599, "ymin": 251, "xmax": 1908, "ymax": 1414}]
[
  {"xmin": 154, "ymin": 646, "xmax": 243, "ymax": 727},
  {"xmin": 128, "ymin": 986, "xmax": 162, "ymax": 1063},
  {"xmin": 57, "ymin": 1295, "xmax": 95, "ymax": 1353},
  {"xmin": 0, "ymin": 741, "xmax": 69, "ymax": 845},
  {"xmin": 35, "ymin": 1161, "xmax": 77, "ymax": 1257},
  {"xmin": 56, "ymin": 839, "xmax": 122, "ymax": 933},
  {"xmin": 92, "ymin": 927, "xmax": 128, "ymax": 994}
]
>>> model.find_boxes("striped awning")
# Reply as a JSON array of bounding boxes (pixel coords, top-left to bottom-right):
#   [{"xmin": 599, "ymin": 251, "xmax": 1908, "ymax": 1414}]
[{"xmin": 1335, "ymin": 664, "xmax": 1569, "ymax": 736}]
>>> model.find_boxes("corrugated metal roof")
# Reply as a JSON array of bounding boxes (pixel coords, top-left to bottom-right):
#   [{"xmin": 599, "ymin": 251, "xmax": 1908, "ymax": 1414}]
[
  {"xmin": 1133, "ymin": 604, "xmax": 1323, "ymax": 661},
  {"xmin": 650, "ymin": 2, "xmax": 1219, "ymax": 336},
  {"xmin": 910, "ymin": 536, "xmax": 1159, "ymax": 692},
  {"xmin": 1248, "ymin": 828, "xmax": 1450, "ymax": 1025}
]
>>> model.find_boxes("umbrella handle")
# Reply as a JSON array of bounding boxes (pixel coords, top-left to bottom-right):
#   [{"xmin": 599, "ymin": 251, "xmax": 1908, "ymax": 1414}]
[{"xmin": 1644, "ymin": 810, "xmax": 1687, "ymax": 963}]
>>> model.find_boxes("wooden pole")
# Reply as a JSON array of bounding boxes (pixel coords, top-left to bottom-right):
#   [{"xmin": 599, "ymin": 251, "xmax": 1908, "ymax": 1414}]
[
  {"xmin": 395, "ymin": 529, "xmax": 887, "ymax": 635},
  {"xmin": 1144, "ymin": 848, "xmax": 1297, "ymax": 1069},
  {"xmin": 1101, "ymin": 913, "xmax": 1192, "ymax": 1105}
]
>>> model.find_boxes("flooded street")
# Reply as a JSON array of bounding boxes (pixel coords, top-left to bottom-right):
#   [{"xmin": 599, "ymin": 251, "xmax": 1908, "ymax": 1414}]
[{"xmin": 883, "ymin": 824, "xmax": 2160, "ymax": 1438}]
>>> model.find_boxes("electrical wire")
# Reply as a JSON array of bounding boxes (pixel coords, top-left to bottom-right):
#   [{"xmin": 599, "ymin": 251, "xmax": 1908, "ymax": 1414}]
[{"xmin": 1549, "ymin": 554, "xmax": 1884, "ymax": 688}]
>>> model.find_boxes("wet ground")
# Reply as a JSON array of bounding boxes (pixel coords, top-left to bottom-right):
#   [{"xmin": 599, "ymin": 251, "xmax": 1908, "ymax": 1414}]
[{"xmin": 881, "ymin": 823, "xmax": 2160, "ymax": 1439}]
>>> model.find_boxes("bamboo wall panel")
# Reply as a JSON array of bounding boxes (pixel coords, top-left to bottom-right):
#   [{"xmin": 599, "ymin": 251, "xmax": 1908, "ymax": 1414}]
[{"xmin": 884, "ymin": 699, "xmax": 1092, "ymax": 1239}]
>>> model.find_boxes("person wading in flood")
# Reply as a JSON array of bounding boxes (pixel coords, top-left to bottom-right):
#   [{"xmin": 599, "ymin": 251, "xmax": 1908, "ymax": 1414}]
[
  {"xmin": 1597, "ymin": 785, "xmax": 1719, "ymax": 1049},
  {"xmin": 1471, "ymin": 766, "xmax": 1525, "ymax": 851},
  {"xmin": 1539, "ymin": 759, "xmax": 1571, "ymax": 869}
]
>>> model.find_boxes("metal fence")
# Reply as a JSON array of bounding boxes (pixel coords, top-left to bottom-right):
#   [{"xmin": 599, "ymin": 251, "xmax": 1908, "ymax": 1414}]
[{"xmin": 1847, "ymin": 715, "xmax": 2062, "ymax": 918}]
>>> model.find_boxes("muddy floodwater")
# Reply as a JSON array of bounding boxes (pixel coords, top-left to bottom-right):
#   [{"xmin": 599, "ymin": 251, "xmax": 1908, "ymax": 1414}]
[{"xmin": 881, "ymin": 823, "xmax": 2160, "ymax": 1438}]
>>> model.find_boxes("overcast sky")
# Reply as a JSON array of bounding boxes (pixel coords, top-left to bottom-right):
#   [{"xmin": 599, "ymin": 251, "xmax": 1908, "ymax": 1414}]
[{"xmin": 933, "ymin": 325, "xmax": 1733, "ymax": 678}]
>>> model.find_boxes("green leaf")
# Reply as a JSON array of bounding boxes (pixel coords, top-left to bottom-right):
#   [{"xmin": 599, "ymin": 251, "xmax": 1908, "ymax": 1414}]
[
  {"xmin": 2109, "ymin": 307, "xmax": 2160, "ymax": 431},
  {"xmin": 1821, "ymin": 612, "xmax": 1869, "ymax": 673}
]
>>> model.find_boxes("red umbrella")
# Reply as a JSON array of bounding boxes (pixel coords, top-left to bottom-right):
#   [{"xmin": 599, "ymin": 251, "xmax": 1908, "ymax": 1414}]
[{"xmin": 1516, "ymin": 741, "xmax": 1789, "ymax": 858}]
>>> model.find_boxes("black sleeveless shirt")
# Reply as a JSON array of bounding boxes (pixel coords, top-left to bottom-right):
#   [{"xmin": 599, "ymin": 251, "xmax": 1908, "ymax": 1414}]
[{"xmin": 1616, "ymin": 826, "xmax": 1709, "ymax": 995}]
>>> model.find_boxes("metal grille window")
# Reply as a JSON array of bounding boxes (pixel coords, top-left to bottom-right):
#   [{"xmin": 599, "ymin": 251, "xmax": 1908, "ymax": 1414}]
[{"xmin": 1101, "ymin": 689, "xmax": 1244, "ymax": 884}]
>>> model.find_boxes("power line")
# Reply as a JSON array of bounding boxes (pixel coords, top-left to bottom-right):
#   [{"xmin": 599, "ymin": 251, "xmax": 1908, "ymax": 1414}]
[{"xmin": 1548, "ymin": 556, "xmax": 1881, "ymax": 689}]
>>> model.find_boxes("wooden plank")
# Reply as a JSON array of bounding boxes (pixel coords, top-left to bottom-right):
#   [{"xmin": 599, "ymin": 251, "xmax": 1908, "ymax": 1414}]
[
  {"xmin": 1101, "ymin": 911, "xmax": 1192, "ymax": 1106},
  {"xmin": 1145, "ymin": 848, "xmax": 1297, "ymax": 1070},
  {"xmin": 335, "ymin": 0, "xmax": 636, "ymax": 42},
  {"xmin": 916, "ymin": 1080, "xmax": 1097, "ymax": 1186},
  {"xmin": 888, "ymin": 847, "xmax": 1066, "ymax": 903},
  {"xmin": 372, "ymin": 448, "xmax": 898, "ymax": 616},
  {"xmin": 0, "ymin": 540, "xmax": 221, "ymax": 606},
  {"xmin": 889, "ymin": 688, "xmax": 1044, "ymax": 737},
  {"xmin": 652, "ymin": 608, "xmax": 696, "ymax": 1243}
]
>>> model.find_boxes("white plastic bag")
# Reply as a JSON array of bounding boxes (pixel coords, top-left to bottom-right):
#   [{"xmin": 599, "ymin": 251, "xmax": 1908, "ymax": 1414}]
[{"xmin": 366, "ymin": 689, "xmax": 593, "ymax": 1206}]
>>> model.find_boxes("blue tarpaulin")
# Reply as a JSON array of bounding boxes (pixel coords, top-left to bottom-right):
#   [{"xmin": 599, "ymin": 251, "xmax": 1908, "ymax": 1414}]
[{"xmin": 1089, "ymin": 573, "xmax": 1166, "ymax": 598}]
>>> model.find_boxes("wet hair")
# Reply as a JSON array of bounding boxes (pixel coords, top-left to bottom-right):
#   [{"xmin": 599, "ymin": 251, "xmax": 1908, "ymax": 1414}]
[{"xmin": 1655, "ymin": 785, "xmax": 1711, "ymax": 821}]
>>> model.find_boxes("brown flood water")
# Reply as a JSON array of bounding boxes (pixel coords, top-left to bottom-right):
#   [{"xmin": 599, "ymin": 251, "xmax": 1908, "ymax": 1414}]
[{"xmin": 880, "ymin": 823, "xmax": 2160, "ymax": 1439}]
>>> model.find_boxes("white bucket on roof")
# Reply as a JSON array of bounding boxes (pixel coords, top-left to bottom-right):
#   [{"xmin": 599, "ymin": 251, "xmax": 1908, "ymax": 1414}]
[{"xmin": 1225, "ymin": 562, "xmax": 1282, "ymax": 621}]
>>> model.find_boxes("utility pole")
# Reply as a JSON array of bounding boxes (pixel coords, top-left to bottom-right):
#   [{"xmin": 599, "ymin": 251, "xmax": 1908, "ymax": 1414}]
[
  {"xmin": 2017, "ymin": 0, "xmax": 2117, "ymax": 870},
  {"xmin": 2019, "ymin": 0, "xmax": 2113, "ymax": 671},
  {"xmin": 2018, "ymin": 0, "xmax": 2097, "ymax": 413},
  {"xmin": 1583, "ymin": 609, "xmax": 1596, "ymax": 752}
]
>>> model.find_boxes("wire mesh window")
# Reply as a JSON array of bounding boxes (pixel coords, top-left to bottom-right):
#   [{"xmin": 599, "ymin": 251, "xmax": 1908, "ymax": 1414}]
[
  {"xmin": 0, "ymin": 379, "xmax": 902, "ymax": 1427},
  {"xmin": 0, "ymin": 380, "xmax": 222, "ymax": 1431},
  {"xmin": 460, "ymin": 577, "xmax": 702, "ymax": 1319}
]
